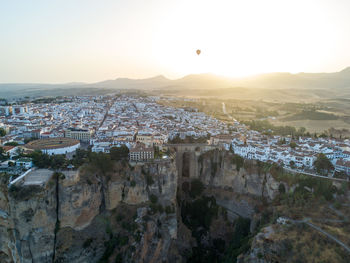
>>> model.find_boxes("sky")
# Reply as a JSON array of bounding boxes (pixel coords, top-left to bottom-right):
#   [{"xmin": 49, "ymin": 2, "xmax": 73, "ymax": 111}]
[{"xmin": 1, "ymin": 0, "xmax": 350, "ymax": 83}]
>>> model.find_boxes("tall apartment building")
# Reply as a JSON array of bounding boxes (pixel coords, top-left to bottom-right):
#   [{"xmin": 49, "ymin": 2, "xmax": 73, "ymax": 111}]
[
  {"xmin": 64, "ymin": 128, "xmax": 92, "ymax": 142},
  {"xmin": 12, "ymin": 106, "xmax": 28, "ymax": 115},
  {"xmin": 0, "ymin": 106, "xmax": 12, "ymax": 116},
  {"xmin": 129, "ymin": 144, "xmax": 154, "ymax": 162}
]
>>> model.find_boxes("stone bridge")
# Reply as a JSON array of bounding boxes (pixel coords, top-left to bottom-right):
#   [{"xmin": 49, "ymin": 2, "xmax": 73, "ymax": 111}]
[{"xmin": 164, "ymin": 143, "xmax": 222, "ymax": 178}]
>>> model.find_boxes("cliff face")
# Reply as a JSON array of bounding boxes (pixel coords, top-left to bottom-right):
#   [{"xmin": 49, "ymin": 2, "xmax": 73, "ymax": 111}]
[
  {"xmin": 0, "ymin": 178, "xmax": 20, "ymax": 263},
  {"xmin": 180, "ymin": 150, "xmax": 280, "ymax": 220},
  {"xmin": 197, "ymin": 150, "xmax": 280, "ymax": 200},
  {"xmin": 0, "ymin": 150, "xmax": 283, "ymax": 262},
  {"xmin": 0, "ymin": 160, "xmax": 178, "ymax": 263},
  {"xmin": 0, "ymin": 179, "xmax": 57, "ymax": 263}
]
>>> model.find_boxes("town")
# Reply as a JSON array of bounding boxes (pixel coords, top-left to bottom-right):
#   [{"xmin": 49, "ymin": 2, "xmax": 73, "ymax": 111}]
[{"xmin": 0, "ymin": 95, "xmax": 349, "ymax": 180}]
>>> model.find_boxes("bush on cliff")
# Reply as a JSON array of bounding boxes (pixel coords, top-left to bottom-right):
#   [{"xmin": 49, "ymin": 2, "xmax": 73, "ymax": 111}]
[
  {"xmin": 189, "ymin": 179, "xmax": 204, "ymax": 198},
  {"xmin": 149, "ymin": 194, "xmax": 158, "ymax": 204},
  {"xmin": 9, "ymin": 184, "xmax": 43, "ymax": 200},
  {"xmin": 223, "ymin": 217, "xmax": 251, "ymax": 263},
  {"xmin": 232, "ymin": 154, "xmax": 244, "ymax": 171},
  {"xmin": 181, "ymin": 196, "xmax": 218, "ymax": 232}
]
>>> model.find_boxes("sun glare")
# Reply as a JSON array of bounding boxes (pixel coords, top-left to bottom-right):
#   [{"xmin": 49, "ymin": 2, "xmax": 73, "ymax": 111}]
[{"xmin": 153, "ymin": 0, "xmax": 340, "ymax": 78}]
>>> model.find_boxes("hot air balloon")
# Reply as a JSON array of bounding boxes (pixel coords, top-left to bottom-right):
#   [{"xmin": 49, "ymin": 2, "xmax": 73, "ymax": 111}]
[{"xmin": 196, "ymin": 49, "xmax": 201, "ymax": 55}]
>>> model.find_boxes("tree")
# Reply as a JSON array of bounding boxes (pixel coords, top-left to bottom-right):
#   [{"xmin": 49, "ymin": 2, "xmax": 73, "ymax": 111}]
[
  {"xmin": 289, "ymin": 142, "xmax": 297, "ymax": 149},
  {"xmin": 110, "ymin": 145, "xmax": 129, "ymax": 161},
  {"xmin": 277, "ymin": 138, "xmax": 286, "ymax": 145},
  {"xmin": 30, "ymin": 151, "xmax": 51, "ymax": 168},
  {"xmin": 297, "ymin": 127, "xmax": 306, "ymax": 136},
  {"xmin": 278, "ymin": 183, "xmax": 286, "ymax": 194},
  {"xmin": 51, "ymin": 155, "xmax": 66, "ymax": 170},
  {"xmin": 72, "ymin": 148, "xmax": 89, "ymax": 167},
  {"xmin": 0, "ymin": 128, "xmax": 6, "ymax": 137},
  {"xmin": 88, "ymin": 152, "xmax": 113, "ymax": 175},
  {"xmin": 314, "ymin": 153, "xmax": 333, "ymax": 175},
  {"xmin": 4, "ymin": 142, "xmax": 18, "ymax": 146},
  {"xmin": 289, "ymin": 160, "xmax": 295, "ymax": 168}
]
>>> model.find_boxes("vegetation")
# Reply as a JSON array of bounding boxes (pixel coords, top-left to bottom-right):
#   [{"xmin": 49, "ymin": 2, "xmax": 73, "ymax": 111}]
[
  {"xmin": 314, "ymin": 153, "xmax": 334, "ymax": 175},
  {"xmin": 189, "ymin": 179, "xmax": 204, "ymax": 198},
  {"xmin": 274, "ymin": 178, "xmax": 336, "ymax": 206},
  {"xmin": 32, "ymin": 97, "xmax": 57, "ymax": 104},
  {"xmin": 145, "ymin": 174, "xmax": 154, "ymax": 186},
  {"xmin": 149, "ymin": 194, "xmax": 158, "ymax": 204},
  {"xmin": 289, "ymin": 141, "xmax": 297, "ymax": 148},
  {"xmin": 283, "ymin": 110, "xmax": 338, "ymax": 121},
  {"xmin": 29, "ymin": 151, "xmax": 67, "ymax": 170},
  {"xmin": 242, "ymin": 120, "xmax": 307, "ymax": 137},
  {"xmin": 181, "ymin": 196, "xmax": 219, "ymax": 233},
  {"xmin": 154, "ymin": 146, "xmax": 165, "ymax": 159},
  {"xmin": 71, "ymin": 149, "xmax": 89, "ymax": 167},
  {"xmin": 223, "ymin": 217, "xmax": 252, "ymax": 263},
  {"xmin": 110, "ymin": 145, "xmax": 129, "ymax": 161},
  {"xmin": 4, "ymin": 141, "xmax": 19, "ymax": 146},
  {"xmin": 232, "ymin": 154, "xmax": 244, "ymax": 171},
  {"xmin": 0, "ymin": 128, "xmax": 6, "ymax": 137},
  {"xmin": 8, "ymin": 185, "xmax": 43, "ymax": 200},
  {"xmin": 87, "ymin": 152, "xmax": 113, "ymax": 175}
]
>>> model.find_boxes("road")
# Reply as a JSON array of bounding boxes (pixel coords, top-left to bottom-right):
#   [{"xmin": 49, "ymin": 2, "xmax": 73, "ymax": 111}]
[
  {"xmin": 283, "ymin": 167, "xmax": 348, "ymax": 182},
  {"xmin": 222, "ymin": 102, "xmax": 237, "ymax": 122}
]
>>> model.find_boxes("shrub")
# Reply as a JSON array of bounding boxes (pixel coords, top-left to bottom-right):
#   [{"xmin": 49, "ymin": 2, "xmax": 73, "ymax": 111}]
[
  {"xmin": 334, "ymin": 200, "xmax": 341, "ymax": 210},
  {"xmin": 232, "ymin": 154, "xmax": 244, "ymax": 171},
  {"xmin": 278, "ymin": 183, "xmax": 286, "ymax": 194},
  {"xmin": 9, "ymin": 185, "xmax": 42, "ymax": 200},
  {"xmin": 157, "ymin": 204, "xmax": 164, "ymax": 213},
  {"xmin": 165, "ymin": 205, "xmax": 173, "ymax": 214},
  {"xmin": 99, "ymin": 236, "xmax": 118, "ymax": 263},
  {"xmin": 149, "ymin": 194, "xmax": 158, "ymax": 204},
  {"xmin": 83, "ymin": 238, "xmax": 93, "ymax": 249},
  {"xmin": 122, "ymin": 222, "xmax": 138, "ymax": 232},
  {"xmin": 134, "ymin": 230, "xmax": 142, "ymax": 243},
  {"xmin": 115, "ymin": 253, "xmax": 123, "ymax": 263},
  {"xmin": 119, "ymin": 235, "xmax": 129, "ymax": 246},
  {"xmin": 223, "ymin": 217, "xmax": 251, "ymax": 262},
  {"xmin": 145, "ymin": 174, "xmax": 154, "ymax": 186},
  {"xmin": 181, "ymin": 196, "xmax": 218, "ymax": 231},
  {"xmin": 182, "ymin": 181, "xmax": 190, "ymax": 193},
  {"xmin": 116, "ymin": 214, "xmax": 124, "ymax": 222},
  {"xmin": 130, "ymin": 180, "xmax": 136, "ymax": 187},
  {"xmin": 189, "ymin": 179, "xmax": 204, "ymax": 198}
]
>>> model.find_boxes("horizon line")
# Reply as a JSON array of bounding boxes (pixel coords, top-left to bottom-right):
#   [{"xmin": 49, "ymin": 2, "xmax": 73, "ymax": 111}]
[{"xmin": 0, "ymin": 66, "xmax": 349, "ymax": 85}]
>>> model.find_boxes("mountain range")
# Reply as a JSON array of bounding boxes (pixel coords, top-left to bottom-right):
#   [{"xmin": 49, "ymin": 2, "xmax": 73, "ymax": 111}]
[{"xmin": 1, "ymin": 67, "xmax": 350, "ymax": 100}]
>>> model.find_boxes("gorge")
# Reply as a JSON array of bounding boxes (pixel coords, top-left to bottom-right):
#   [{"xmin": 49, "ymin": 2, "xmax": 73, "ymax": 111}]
[{"xmin": 0, "ymin": 148, "xmax": 349, "ymax": 263}]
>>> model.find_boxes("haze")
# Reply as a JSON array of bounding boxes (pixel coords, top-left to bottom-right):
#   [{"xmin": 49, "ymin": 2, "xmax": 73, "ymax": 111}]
[{"xmin": 1, "ymin": 0, "xmax": 350, "ymax": 83}]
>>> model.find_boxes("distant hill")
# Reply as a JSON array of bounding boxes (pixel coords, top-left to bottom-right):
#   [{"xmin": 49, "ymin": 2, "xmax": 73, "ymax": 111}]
[
  {"xmin": 89, "ymin": 67, "xmax": 350, "ymax": 91},
  {"xmin": 1, "ymin": 67, "xmax": 350, "ymax": 100}
]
